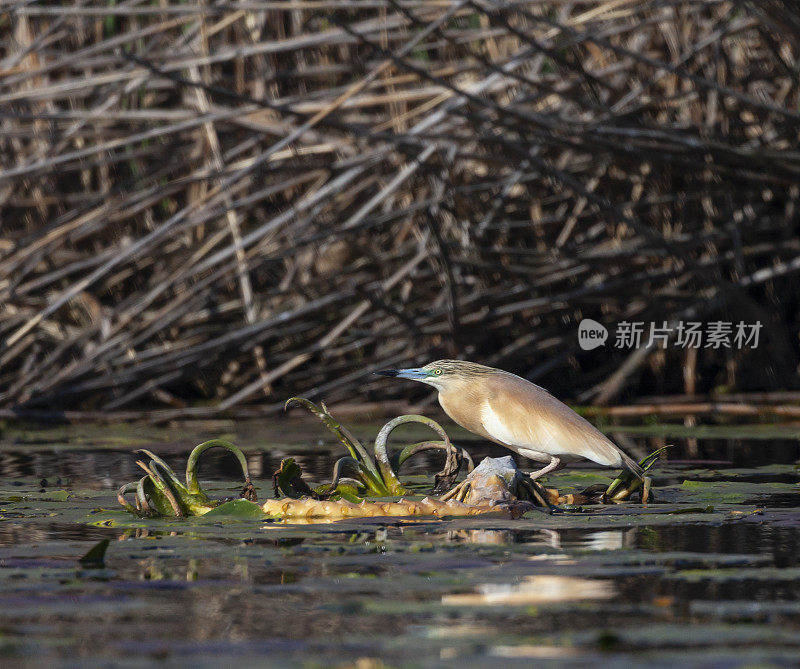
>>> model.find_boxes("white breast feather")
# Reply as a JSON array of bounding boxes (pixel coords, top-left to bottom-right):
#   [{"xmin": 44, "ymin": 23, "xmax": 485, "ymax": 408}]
[
  {"xmin": 480, "ymin": 400, "xmax": 519, "ymax": 447},
  {"xmin": 480, "ymin": 400, "xmax": 565, "ymax": 455},
  {"xmin": 480, "ymin": 398, "xmax": 621, "ymax": 465}
]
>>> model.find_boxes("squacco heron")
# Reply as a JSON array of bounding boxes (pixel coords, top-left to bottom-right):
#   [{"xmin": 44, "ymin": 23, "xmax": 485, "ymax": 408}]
[{"xmin": 376, "ymin": 360, "xmax": 643, "ymax": 480}]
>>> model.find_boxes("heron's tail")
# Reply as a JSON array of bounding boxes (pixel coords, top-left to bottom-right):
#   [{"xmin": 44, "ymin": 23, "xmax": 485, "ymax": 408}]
[{"xmin": 621, "ymin": 451, "xmax": 644, "ymax": 479}]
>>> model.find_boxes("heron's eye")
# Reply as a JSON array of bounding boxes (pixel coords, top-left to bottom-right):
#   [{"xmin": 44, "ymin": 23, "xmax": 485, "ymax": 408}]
[{"xmin": 434, "ymin": 369, "xmax": 442, "ymax": 376}]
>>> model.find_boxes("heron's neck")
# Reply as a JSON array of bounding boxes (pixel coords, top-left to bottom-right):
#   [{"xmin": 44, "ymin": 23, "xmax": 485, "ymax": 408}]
[{"xmin": 437, "ymin": 378, "xmax": 491, "ymax": 438}]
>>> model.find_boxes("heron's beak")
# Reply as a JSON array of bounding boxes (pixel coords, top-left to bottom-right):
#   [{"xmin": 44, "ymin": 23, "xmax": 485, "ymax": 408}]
[{"xmin": 374, "ymin": 368, "xmax": 429, "ymax": 381}]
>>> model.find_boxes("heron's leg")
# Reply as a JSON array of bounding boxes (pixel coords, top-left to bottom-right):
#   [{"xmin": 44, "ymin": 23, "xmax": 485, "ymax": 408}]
[{"xmin": 527, "ymin": 456, "xmax": 562, "ymax": 481}]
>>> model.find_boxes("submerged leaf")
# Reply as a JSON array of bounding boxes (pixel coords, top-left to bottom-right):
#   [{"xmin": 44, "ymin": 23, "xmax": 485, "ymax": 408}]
[{"xmin": 79, "ymin": 538, "xmax": 110, "ymax": 566}]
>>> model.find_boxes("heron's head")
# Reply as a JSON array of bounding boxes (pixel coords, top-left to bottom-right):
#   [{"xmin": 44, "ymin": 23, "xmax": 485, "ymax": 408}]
[{"xmin": 375, "ymin": 360, "xmax": 495, "ymax": 390}]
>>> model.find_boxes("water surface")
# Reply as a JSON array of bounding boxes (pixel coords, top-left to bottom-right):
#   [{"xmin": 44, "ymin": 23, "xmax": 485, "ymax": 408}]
[{"xmin": 1, "ymin": 420, "xmax": 798, "ymax": 667}]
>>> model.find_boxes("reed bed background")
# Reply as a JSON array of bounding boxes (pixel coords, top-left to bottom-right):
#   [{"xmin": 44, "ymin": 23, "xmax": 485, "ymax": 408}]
[{"xmin": 1, "ymin": 1, "xmax": 799, "ymax": 419}]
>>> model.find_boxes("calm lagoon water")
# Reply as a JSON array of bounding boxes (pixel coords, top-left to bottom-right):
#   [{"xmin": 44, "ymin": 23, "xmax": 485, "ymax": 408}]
[{"xmin": 1, "ymin": 420, "xmax": 799, "ymax": 667}]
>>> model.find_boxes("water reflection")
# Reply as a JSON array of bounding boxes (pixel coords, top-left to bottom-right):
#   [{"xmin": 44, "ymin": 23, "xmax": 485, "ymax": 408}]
[
  {"xmin": 550, "ymin": 528, "xmax": 638, "ymax": 551},
  {"xmin": 445, "ymin": 527, "xmax": 637, "ymax": 550},
  {"xmin": 0, "ymin": 422, "xmax": 512, "ymax": 478},
  {"xmin": 446, "ymin": 529, "xmax": 516, "ymax": 545},
  {"xmin": 3, "ymin": 466, "xmax": 800, "ymax": 666},
  {"xmin": 0, "ymin": 445, "xmax": 494, "ymax": 488},
  {"xmin": 442, "ymin": 574, "xmax": 615, "ymax": 606},
  {"xmin": 1, "ymin": 430, "xmax": 797, "ymax": 487}
]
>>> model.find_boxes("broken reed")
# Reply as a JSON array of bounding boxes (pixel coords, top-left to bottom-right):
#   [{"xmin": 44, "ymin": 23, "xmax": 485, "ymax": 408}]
[{"xmin": 1, "ymin": 1, "xmax": 799, "ymax": 417}]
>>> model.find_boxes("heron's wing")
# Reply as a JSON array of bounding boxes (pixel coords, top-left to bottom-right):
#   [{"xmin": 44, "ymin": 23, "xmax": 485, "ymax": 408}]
[{"xmin": 479, "ymin": 374, "xmax": 623, "ymax": 467}]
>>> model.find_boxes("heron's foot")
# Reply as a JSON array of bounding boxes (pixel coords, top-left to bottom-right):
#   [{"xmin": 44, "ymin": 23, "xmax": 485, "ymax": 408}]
[
  {"xmin": 517, "ymin": 476, "xmax": 560, "ymax": 512},
  {"xmin": 439, "ymin": 457, "xmax": 555, "ymax": 509},
  {"xmin": 441, "ymin": 472, "xmax": 557, "ymax": 512},
  {"xmin": 439, "ymin": 478, "xmax": 472, "ymax": 503}
]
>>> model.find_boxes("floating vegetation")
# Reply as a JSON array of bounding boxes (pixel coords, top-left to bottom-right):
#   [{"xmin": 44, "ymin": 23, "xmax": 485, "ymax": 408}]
[
  {"xmin": 117, "ymin": 400, "xmax": 664, "ymax": 521},
  {"xmin": 283, "ymin": 397, "xmax": 474, "ymax": 498},
  {"xmin": 603, "ymin": 447, "xmax": 668, "ymax": 503},
  {"xmin": 3, "ymin": 423, "xmax": 798, "ymax": 666},
  {"xmin": 117, "ymin": 439, "xmax": 257, "ymax": 518}
]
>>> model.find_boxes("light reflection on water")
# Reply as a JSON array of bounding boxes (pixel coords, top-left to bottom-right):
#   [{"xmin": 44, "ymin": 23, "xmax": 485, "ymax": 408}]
[
  {"xmin": 444, "ymin": 528, "xmax": 636, "ymax": 551},
  {"xmin": 1, "ymin": 427, "xmax": 799, "ymax": 665},
  {"xmin": 1, "ymin": 434, "xmax": 797, "ymax": 487},
  {"xmin": 442, "ymin": 574, "xmax": 616, "ymax": 606}
]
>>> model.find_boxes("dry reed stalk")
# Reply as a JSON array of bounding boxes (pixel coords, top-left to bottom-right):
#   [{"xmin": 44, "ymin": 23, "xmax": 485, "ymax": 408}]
[{"xmin": 1, "ymin": 1, "xmax": 798, "ymax": 417}]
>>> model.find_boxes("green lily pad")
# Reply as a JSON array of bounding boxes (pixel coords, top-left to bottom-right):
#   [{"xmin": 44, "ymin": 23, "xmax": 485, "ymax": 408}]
[
  {"xmin": 4, "ymin": 419, "xmax": 800, "ymax": 667},
  {"xmin": 202, "ymin": 499, "xmax": 266, "ymax": 518}
]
